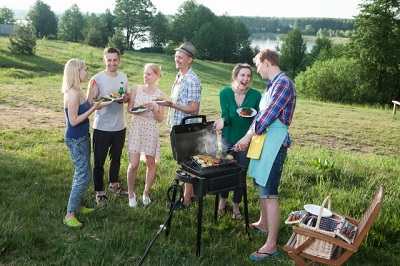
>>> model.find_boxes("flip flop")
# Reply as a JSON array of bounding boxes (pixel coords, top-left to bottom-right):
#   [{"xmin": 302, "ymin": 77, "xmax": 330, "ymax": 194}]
[
  {"xmin": 250, "ymin": 224, "xmax": 268, "ymax": 235},
  {"xmin": 249, "ymin": 250, "xmax": 279, "ymax": 261}
]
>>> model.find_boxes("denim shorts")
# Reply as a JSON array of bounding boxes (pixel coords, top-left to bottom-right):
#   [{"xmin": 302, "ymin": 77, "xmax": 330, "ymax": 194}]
[{"xmin": 254, "ymin": 146, "xmax": 287, "ymax": 198}]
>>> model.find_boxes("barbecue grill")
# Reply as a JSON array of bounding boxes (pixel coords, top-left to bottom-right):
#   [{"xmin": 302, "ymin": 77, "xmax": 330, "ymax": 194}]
[{"xmin": 165, "ymin": 115, "xmax": 250, "ymax": 255}]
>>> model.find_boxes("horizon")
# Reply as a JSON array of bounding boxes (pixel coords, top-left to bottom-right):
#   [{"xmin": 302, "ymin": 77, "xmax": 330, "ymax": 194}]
[{"xmin": 1, "ymin": 0, "xmax": 362, "ymax": 19}]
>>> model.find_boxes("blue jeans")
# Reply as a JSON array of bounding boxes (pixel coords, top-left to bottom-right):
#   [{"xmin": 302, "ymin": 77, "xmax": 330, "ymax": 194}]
[
  {"xmin": 65, "ymin": 134, "xmax": 92, "ymax": 213},
  {"xmin": 220, "ymin": 139, "xmax": 250, "ymax": 204}
]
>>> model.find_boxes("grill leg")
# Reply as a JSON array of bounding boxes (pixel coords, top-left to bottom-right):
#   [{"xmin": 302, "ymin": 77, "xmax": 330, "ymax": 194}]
[
  {"xmin": 214, "ymin": 194, "xmax": 220, "ymax": 220},
  {"xmin": 242, "ymin": 181, "xmax": 251, "ymax": 239},
  {"xmin": 165, "ymin": 179, "xmax": 180, "ymax": 236},
  {"xmin": 196, "ymin": 196, "xmax": 204, "ymax": 256}
]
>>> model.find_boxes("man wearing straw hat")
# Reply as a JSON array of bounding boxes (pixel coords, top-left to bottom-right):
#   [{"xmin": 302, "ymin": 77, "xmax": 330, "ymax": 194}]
[{"xmin": 160, "ymin": 42, "xmax": 202, "ymax": 208}]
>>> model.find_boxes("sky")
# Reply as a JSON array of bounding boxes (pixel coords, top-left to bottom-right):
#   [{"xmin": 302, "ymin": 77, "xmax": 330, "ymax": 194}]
[{"xmin": 1, "ymin": 0, "xmax": 363, "ymax": 19}]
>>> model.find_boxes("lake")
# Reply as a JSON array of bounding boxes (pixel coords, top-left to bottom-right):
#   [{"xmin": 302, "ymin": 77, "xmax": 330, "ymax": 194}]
[
  {"xmin": 134, "ymin": 33, "xmax": 316, "ymax": 51},
  {"xmin": 250, "ymin": 33, "xmax": 315, "ymax": 52}
]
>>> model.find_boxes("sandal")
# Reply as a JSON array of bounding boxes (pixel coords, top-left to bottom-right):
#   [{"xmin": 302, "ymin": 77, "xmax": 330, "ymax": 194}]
[
  {"xmin": 232, "ymin": 211, "xmax": 242, "ymax": 220},
  {"xmin": 63, "ymin": 217, "xmax": 83, "ymax": 228},
  {"xmin": 218, "ymin": 202, "xmax": 228, "ymax": 217}
]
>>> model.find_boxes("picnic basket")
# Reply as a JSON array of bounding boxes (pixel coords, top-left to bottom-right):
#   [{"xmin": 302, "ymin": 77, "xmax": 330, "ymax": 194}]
[{"xmin": 295, "ymin": 196, "xmax": 343, "ymax": 259}]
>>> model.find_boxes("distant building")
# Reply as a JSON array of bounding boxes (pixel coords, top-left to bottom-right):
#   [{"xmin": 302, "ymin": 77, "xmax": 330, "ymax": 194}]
[{"xmin": 0, "ymin": 24, "xmax": 14, "ymax": 35}]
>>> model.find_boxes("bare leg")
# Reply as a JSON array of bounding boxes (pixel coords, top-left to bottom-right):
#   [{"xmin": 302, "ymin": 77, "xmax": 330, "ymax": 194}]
[
  {"xmin": 183, "ymin": 183, "xmax": 194, "ymax": 205},
  {"xmin": 143, "ymin": 155, "xmax": 156, "ymax": 197},
  {"xmin": 127, "ymin": 153, "xmax": 140, "ymax": 199},
  {"xmin": 250, "ymin": 198, "xmax": 279, "ymax": 258},
  {"xmin": 218, "ymin": 197, "xmax": 228, "ymax": 210},
  {"xmin": 251, "ymin": 198, "xmax": 268, "ymax": 231}
]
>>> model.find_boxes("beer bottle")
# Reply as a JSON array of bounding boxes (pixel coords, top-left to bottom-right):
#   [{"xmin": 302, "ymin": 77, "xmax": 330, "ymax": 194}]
[{"xmin": 118, "ymin": 81, "xmax": 124, "ymax": 96}]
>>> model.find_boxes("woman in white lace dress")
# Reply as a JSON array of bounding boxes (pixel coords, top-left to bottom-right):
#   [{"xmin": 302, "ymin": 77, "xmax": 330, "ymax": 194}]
[{"xmin": 126, "ymin": 63, "xmax": 166, "ymax": 207}]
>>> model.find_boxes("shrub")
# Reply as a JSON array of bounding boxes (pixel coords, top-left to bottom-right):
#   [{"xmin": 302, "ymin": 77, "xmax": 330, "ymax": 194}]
[
  {"xmin": 295, "ymin": 57, "xmax": 361, "ymax": 103},
  {"xmin": 8, "ymin": 24, "xmax": 37, "ymax": 55},
  {"xmin": 107, "ymin": 30, "xmax": 126, "ymax": 55}
]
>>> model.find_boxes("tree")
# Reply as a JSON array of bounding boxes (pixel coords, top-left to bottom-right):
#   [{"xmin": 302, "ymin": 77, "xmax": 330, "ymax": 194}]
[
  {"xmin": 306, "ymin": 37, "xmax": 333, "ymax": 66},
  {"xmin": 0, "ymin": 7, "xmax": 16, "ymax": 24},
  {"xmin": 149, "ymin": 12, "xmax": 169, "ymax": 49},
  {"xmin": 279, "ymin": 28, "xmax": 307, "ymax": 78},
  {"xmin": 26, "ymin": 0, "xmax": 58, "ymax": 38},
  {"xmin": 99, "ymin": 9, "xmax": 117, "ymax": 46},
  {"xmin": 168, "ymin": 1, "xmax": 253, "ymax": 63},
  {"xmin": 114, "ymin": 0, "xmax": 156, "ymax": 50},
  {"xmin": 169, "ymin": 0, "xmax": 216, "ymax": 43},
  {"xmin": 9, "ymin": 24, "xmax": 37, "ymax": 55},
  {"xmin": 349, "ymin": 0, "xmax": 400, "ymax": 104},
  {"xmin": 84, "ymin": 13, "xmax": 105, "ymax": 47},
  {"xmin": 58, "ymin": 4, "xmax": 85, "ymax": 42}
]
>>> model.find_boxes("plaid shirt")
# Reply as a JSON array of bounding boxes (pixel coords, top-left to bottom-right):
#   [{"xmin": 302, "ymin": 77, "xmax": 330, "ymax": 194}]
[
  {"xmin": 251, "ymin": 72, "xmax": 296, "ymax": 145},
  {"xmin": 167, "ymin": 67, "xmax": 202, "ymax": 126}
]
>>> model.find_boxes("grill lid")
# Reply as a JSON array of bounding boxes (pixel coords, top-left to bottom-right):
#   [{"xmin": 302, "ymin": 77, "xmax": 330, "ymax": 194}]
[
  {"xmin": 170, "ymin": 115, "xmax": 242, "ymax": 178},
  {"xmin": 170, "ymin": 115, "xmax": 217, "ymax": 163}
]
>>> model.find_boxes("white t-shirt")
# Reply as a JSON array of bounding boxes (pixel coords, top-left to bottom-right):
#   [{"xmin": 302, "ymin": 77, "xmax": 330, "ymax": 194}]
[
  {"xmin": 92, "ymin": 71, "xmax": 129, "ymax": 132},
  {"xmin": 169, "ymin": 76, "xmax": 182, "ymax": 126}
]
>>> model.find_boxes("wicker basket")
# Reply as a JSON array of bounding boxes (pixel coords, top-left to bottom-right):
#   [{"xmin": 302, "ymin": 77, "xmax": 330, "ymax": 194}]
[{"xmin": 295, "ymin": 196, "xmax": 343, "ymax": 259}]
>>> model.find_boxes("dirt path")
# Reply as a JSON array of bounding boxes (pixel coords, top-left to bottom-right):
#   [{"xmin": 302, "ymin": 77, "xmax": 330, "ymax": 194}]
[{"xmin": 0, "ymin": 105, "xmax": 64, "ymax": 131}]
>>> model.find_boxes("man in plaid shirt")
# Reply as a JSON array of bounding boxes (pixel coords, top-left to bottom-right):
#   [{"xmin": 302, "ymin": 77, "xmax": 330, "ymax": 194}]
[
  {"xmin": 235, "ymin": 49, "xmax": 296, "ymax": 261},
  {"xmin": 161, "ymin": 42, "xmax": 202, "ymax": 207}
]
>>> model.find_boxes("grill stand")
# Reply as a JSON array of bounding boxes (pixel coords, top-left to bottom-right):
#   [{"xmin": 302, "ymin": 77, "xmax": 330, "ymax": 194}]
[{"xmin": 164, "ymin": 168, "xmax": 251, "ymax": 256}]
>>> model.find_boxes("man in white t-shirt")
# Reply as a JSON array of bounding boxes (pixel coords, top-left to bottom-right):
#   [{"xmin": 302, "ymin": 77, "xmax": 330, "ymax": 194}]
[{"xmin": 87, "ymin": 47, "xmax": 130, "ymax": 206}]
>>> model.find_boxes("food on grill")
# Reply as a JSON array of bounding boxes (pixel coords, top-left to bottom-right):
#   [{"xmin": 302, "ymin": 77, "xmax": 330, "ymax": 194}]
[
  {"xmin": 109, "ymin": 91, "xmax": 120, "ymax": 98},
  {"xmin": 94, "ymin": 96, "xmax": 112, "ymax": 102},
  {"xmin": 131, "ymin": 105, "xmax": 146, "ymax": 111},
  {"xmin": 226, "ymin": 154, "xmax": 234, "ymax": 160},
  {"xmin": 240, "ymin": 107, "xmax": 253, "ymax": 116},
  {"xmin": 195, "ymin": 154, "xmax": 221, "ymax": 166},
  {"xmin": 197, "ymin": 159, "xmax": 204, "ymax": 164}
]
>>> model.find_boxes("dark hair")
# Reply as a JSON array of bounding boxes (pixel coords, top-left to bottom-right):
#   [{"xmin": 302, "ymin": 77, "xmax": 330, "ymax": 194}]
[
  {"xmin": 103, "ymin": 47, "xmax": 121, "ymax": 57},
  {"xmin": 253, "ymin": 49, "xmax": 280, "ymax": 67}
]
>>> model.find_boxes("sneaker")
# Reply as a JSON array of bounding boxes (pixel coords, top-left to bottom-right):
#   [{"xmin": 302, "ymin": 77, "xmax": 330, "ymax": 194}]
[
  {"xmin": 142, "ymin": 194, "xmax": 151, "ymax": 207},
  {"xmin": 79, "ymin": 206, "xmax": 95, "ymax": 214},
  {"xmin": 129, "ymin": 194, "xmax": 138, "ymax": 207},
  {"xmin": 109, "ymin": 185, "xmax": 129, "ymax": 197},
  {"xmin": 96, "ymin": 195, "xmax": 108, "ymax": 206},
  {"xmin": 63, "ymin": 217, "xmax": 83, "ymax": 228}
]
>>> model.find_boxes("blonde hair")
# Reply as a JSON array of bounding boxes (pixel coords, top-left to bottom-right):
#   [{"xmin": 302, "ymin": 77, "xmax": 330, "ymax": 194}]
[
  {"xmin": 61, "ymin": 59, "xmax": 85, "ymax": 93},
  {"xmin": 144, "ymin": 63, "xmax": 163, "ymax": 78},
  {"xmin": 231, "ymin": 63, "xmax": 253, "ymax": 88}
]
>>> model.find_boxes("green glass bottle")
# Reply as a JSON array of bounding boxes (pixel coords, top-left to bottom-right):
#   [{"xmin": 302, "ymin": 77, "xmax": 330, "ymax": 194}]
[{"xmin": 118, "ymin": 81, "xmax": 124, "ymax": 96}]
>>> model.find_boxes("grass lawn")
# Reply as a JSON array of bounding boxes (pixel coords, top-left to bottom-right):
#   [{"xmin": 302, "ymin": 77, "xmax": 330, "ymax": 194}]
[{"xmin": 0, "ymin": 37, "xmax": 399, "ymax": 265}]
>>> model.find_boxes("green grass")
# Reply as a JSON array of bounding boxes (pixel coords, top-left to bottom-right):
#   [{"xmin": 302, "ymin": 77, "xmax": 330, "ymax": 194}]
[{"xmin": 0, "ymin": 37, "xmax": 399, "ymax": 265}]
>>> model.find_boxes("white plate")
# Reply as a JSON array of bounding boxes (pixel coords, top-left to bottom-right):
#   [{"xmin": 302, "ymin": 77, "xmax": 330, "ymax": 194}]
[
  {"xmin": 99, "ymin": 101, "xmax": 113, "ymax": 106},
  {"xmin": 130, "ymin": 107, "xmax": 148, "ymax": 113},
  {"xmin": 94, "ymin": 97, "xmax": 113, "ymax": 106},
  {"xmin": 304, "ymin": 204, "xmax": 333, "ymax": 217},
  {"xmin": 237, "ymin": 107, "xmax": 257, "ymax": 117},
  {"xmin": 154, "ymin": 100, "xmax": 166, "ymax": 103}
]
